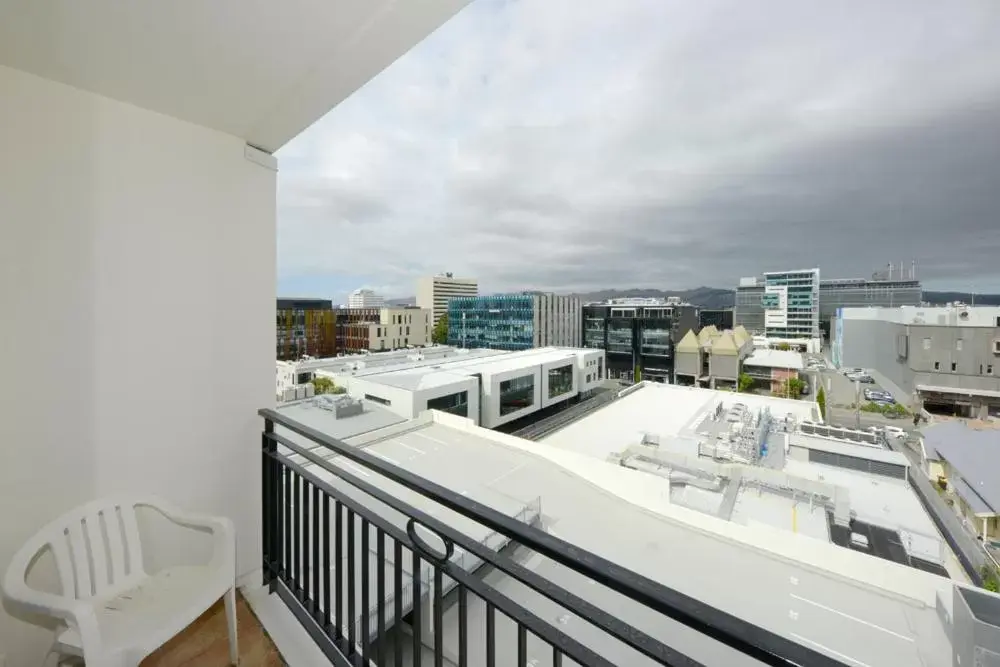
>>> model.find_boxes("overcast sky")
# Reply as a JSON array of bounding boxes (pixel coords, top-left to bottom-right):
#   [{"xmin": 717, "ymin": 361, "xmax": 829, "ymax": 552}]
[{"xmin": 277, "ymin": 0, "xmax": 1000, "ymax": 302}]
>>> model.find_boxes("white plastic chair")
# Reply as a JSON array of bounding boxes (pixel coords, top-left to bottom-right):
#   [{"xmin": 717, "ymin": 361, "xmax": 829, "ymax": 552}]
[{"xmin": 2, "ymin": 496, "xmax": 238, "ymax": 667}]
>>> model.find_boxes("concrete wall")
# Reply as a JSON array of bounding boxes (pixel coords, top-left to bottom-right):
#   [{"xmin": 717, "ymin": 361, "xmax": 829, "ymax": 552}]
[
  {"xmin": 953, "ymin": 586, "xmax": 1000, "ymax": 667},
  {"xmin": 840, "ymin": 317, "xmax": 1000, "ymax": 399},
  {"xmin": 675, "ymin": 350, "xmax": 701, "ymax": 378},
  {"xmin": 0, "ymin": 65, "xmax": 274, "ymax": 664},
  {"xmin": 532, "ymin": 294, "xmax": 582, "ymax": 348},
  {"xmin": 343, "ymin": 376, "xmax": 419, "ymax": 418},
  {"xmin": 575, "ymin": 349, "xmax": 605, "ymax": 392},
  {"xmin": 839, "ymin": 318, "xmax": 913, "ymax": 392},
  {"xmin": 907, "ymin": 324, "xmax": 1000, "ymax": 393},
  {"xmin": 710, "ymin": 353, "xmax": 740, "ymax": 381}
]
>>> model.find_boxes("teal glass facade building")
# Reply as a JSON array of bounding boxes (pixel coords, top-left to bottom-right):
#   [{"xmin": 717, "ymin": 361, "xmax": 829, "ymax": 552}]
[{"xmin": 447, "ymin": 294, "xmax": 535, "ymax": 350}]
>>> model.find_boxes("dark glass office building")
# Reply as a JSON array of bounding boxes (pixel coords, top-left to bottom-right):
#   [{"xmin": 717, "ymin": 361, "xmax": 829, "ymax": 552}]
[
  {"xmin": 583, "ymin": 302, "xmax": 698, "ymax": 381},
  {"xmin": 699, "ymin": 309, "xmax": 734, "ymax": 330}
]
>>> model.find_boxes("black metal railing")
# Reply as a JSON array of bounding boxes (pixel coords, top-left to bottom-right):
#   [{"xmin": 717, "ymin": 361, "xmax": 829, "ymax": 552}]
[{"xmin": 260, "ymin": 408, "xmax": 846, "ymax": 666}]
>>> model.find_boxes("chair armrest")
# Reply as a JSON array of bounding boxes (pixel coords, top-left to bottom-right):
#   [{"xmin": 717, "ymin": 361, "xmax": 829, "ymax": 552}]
[
  {"xmin": 3, "ymin": 583, "xmax": 89, "ymax": 620},
  {"xmin": 145, "ymin": 500, "xmax": 236, "ymax": 574}
]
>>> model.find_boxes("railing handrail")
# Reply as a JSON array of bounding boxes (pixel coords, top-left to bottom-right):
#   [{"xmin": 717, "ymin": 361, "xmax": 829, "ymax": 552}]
[{"xmin": 261, "ymin": 407, "xmax": 843, "ymax": 666}]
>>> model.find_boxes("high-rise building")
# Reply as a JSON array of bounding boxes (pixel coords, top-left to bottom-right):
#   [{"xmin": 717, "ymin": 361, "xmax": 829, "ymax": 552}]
[
  {"xmin": 447, "ymin": 293, "xmax": 581, "ymax": 351},
  {"xmin": 347, "ymin": 288, "xmax": 384, "ymax": 308},
  {"xmin": 276, "ymin": 298, "xmax": 336, "ymax": 360},
  {"xmin": 336, "ymin": 306, "xmax": 431, "ymax": 354},
  {"xmin": 582, "ymin": 299, "xmax": 699, "ymax": 382},
  {"xmin": 736, "ymin": 263, "xmax": 922, "ymax": 339},
  {"xmin": 417, "ymin": 273, "xmax": 478, "ymax": 326}
]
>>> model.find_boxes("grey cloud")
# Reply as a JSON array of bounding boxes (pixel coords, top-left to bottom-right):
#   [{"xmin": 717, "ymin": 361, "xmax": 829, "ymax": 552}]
[{"xmin": 277, "ymin": 0, "xmax": 1000, "ymax": 300}]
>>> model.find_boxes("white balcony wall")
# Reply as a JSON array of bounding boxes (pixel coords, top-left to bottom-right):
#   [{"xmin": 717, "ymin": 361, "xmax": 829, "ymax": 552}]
[{"xmin": 0, "ymin": 65, "xmax": 274, "ymax": 664}]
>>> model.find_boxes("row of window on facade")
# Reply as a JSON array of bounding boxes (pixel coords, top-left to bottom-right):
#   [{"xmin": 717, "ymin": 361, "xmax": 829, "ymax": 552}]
[{"xmin": 931, "ymin": 361, "xmax": 994, "ymax": 374}]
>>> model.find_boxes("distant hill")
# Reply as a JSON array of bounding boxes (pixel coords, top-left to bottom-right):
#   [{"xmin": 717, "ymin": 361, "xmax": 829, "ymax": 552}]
[
  {"xmin": 923, "ymin": 291, "xmax": 1000, "ymax": 306},
  {"xmin": 568, "ymin": 287, "xmax": 735, "ymax": 309},
  {"xmin": 386, "ymin": 288, "xmax": 1000, "ymax": 310}
]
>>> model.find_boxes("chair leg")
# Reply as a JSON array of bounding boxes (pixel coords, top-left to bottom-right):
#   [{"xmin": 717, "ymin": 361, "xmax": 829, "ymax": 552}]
[{"xmin": 224, "ymin": 586, "xmax": 239, "ymax": 664}]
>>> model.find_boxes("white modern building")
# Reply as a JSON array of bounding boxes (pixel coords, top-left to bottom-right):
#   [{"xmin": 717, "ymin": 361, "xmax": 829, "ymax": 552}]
[
  {"xmin": 347, "ymin": 288, "xmax": 385, "ymax": 308},
  {"xmin": 416, "ymin": 272, "xmax": 478, "ymax": 325},
  {"xmin": 315, "ymin": 346, "xmax": 605, "ymax": 428}
]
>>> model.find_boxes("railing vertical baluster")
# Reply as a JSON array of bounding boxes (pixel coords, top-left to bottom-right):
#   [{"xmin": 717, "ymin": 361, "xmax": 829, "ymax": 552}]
[
  {"xmin": 517, "ymin": 624, "xmax": 527, "ymax": 666},
  {"xmin": 394, "ymin": 541, "xmax": 404, "ymax": 667},
  {"xmin": 458, "ymin": 587, "xmax": 468, "ymax": 667},
  {"xmin": 301, "ymin": 477, "xmax": 310, "ymax": 606},
  {"xmin": 270, "ymin": 453, "xmax": 281, "ymax": 592},
  {"xmin": 433, "ymin": 568, "xmax": 443, "ymax": 667},
  {"xmin": 361, "ymin": 518, "xmax": 371, "ymax": 665},
  {"xmin": 412, "ymin": 551, "xmax": 422, "ymax": 667},
  {"xmin": 348, "ymin": 510, "xmax": 357, "ymax": 653},
  {"xmin": 312, "ymin": 484, "xmax": 320, "ymax": 619},
  {"xmin": 553, "ymin": 646, "xmax": 563, "ymax": 667},
  {"xmin": 335, "ymin": 500, "xmax": 343, "ymax": 640},
  {"xmin": 283, "ymin": 467, "xmax": 291, "ymax": 582},
  {"xmin": 292, "ymin": 472, "xmax": 301, "ymax": 596},
  {"xmin": 377, "ymin": 529, "xmax": 386, "ymax": 663},
  {"xmin": 486, "ymin": 602, "xmax": 495, "ymax": 667},
  {"xmin": 261, "ymin": 419, "xmax": 273, "ymax": 585},
  {"xmin": 322, "ymin": 494, "xmax": 331, "ymax": 631}
]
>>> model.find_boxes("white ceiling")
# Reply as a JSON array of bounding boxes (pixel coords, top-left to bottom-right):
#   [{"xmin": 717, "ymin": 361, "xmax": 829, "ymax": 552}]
[{"xmin": 0, "ymin": 0, "xmax": 468, "ymax": 152}]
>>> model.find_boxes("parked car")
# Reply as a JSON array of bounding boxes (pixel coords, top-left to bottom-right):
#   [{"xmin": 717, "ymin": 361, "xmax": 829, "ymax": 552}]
[
  {"xmin": 857, "ymin": 375, "xmax": 875, "ymax": 384},
  {"xmin": 883, "ymin": 425, "xmax": 906, "ymax": 438}
]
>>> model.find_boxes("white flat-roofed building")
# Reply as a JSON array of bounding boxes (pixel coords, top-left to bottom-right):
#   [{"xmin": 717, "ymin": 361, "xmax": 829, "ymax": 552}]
[
  {"xmin": 347, "ymin": 288, "xmax": 384, "ymax": 308},
  {"xmin": 278, "ymin": 406, "xmax": 991, "ymax": 667},
  {"xmin": 539, "ymin": 382, "xmax": 965, "ymax": 581},
  {"xmin": 315, "ymin": 346, "xmax": 605, "ymax": 428}
]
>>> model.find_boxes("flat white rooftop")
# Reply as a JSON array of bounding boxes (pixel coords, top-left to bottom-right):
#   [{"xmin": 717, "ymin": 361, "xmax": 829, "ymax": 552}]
[
  {"xmin": 538, "ymin": 383, "xmax": 961, "ymax": 580},
  {"xmin": 744, "ymin": 348, "xmax": 804, "ymax": 370},
  {"xmin": 288, "ymin": 411, "xmax": 959, "ymax": 666},
  {"xmin": 840, "ymin": 305, "xmax": 1000, "ymax": 327},
  {"xmin": 332, "ymin": 346, "xmax": 595, "ymax": 393},
  {"xmin": 541, "ymin": 383, "xmax": 818, "ymax": 461}
]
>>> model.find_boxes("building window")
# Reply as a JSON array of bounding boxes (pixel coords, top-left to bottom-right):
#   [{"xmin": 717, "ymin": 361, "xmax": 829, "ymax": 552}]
[
  {"xmin": 922, "ymin": 337, "xmax": 931, "ymax": 350},
  {"xmin": 598, "ymin": 357, "xmax": 604, "ymax": 380},
  {"xmin": 934, "ymin": 361, "xmax": 940, "ymax": 370},
  {"xmin": 989, "ymin": 365, "xmax": 994, "ymax": 375},
  {"xmin": 499, "ymin": 375, "xmax": 535, "ymax": 416},
  {"xmin": 951, "ymin": 362, "xmax": 957, "ymax": 372},
  {"xmin": 586, "ymin": 374, "xmax": 592, "ymax": 383},
  {"xmin": 956, "ymin": 339, "xmax": 963, "ymax": 351},
  {"xmin": 427, "ymin": 391, "xmax": 469, "ymax": 418},
  {"xmin": 365, "ymin": 394, "xmax": 391, "ymax": 406},
  {"xmin": 548, "ymin": 365, "xmax": 573, "ymax": 398}
]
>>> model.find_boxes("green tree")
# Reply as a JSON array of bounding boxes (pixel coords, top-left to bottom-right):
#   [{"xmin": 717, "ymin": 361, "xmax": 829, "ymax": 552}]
[
  {"xmin": 776, "ymin": 342, "xmax": 791, "ymax": 351},
  {"xmin": 816, "ymin": 386, "xmax": 827, "ymax": 421},
  {"xmin": 312, "ymin": 376, "xmax": 345, "ymax": 395},
  {"xmin": 432, "ymin": 313, "xmax": 449, "ymax": 345},
  {"xmin": 737, "ymin": 373, "xmax": 753, "ymax": 393},
  {"xmin": 983, "ymin": 566, "xmax": 1000, "ymax": 593}
]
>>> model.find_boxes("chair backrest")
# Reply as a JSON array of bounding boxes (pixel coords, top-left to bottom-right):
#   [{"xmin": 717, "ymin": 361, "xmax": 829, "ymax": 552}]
[{"xmin": 9, "ymin": 497, "xmax": 147, "ymax": 600}]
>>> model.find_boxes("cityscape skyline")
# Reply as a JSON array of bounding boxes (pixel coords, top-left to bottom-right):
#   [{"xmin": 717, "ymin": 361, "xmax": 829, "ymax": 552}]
[{"xmin": 276, "ymin": 0, "xmax": 1000, "ymax": 300}]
